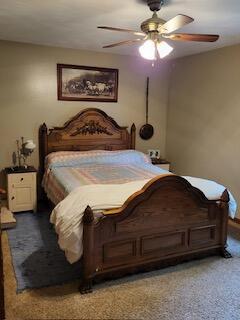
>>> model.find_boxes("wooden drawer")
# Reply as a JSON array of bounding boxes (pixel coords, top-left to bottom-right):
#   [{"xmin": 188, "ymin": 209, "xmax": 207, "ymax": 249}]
[{"xmin": 8, "ymin": 172, "xmax": 35, "ymax": 186}]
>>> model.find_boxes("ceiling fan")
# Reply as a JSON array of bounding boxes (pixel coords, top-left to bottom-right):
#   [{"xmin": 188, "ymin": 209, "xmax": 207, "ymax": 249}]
[{"xmin": 98, "ymin": 0, "xmax": 219, "ymax": 60}]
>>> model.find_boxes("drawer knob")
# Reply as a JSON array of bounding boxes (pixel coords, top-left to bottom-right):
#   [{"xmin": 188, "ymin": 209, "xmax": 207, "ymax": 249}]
[
  {"xmin": 21, "ymin": 178, "xmax": 24, "ymax": 181},
  {"xmin": 11, "ymin": 196, "xmax": 15, "ymax": 200}
]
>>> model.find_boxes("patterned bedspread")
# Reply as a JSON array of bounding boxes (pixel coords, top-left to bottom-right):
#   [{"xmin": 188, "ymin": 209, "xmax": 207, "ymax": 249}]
[
  {"xmin": 43, "ymin": 150, "xmax": 237, "ymax": 264},
  {"xmin": 42, "ymin": 150, "xmax": 168, "ymax": 204}
]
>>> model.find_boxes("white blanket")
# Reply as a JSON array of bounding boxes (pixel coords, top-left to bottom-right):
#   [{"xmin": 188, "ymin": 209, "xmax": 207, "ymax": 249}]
[{"xmin": 50, "ymin": 176, "xmax": 237, "ymax": 264}]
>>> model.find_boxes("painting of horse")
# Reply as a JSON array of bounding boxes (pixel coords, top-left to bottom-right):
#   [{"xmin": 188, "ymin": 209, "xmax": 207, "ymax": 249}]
[{"xmin": 57, "ymin": 64, "xmax": 118, "ymax": 102}]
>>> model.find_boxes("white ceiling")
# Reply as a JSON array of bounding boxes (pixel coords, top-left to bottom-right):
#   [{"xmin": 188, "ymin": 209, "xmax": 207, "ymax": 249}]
[{"xmin": 0, "ymin": 0, "xmax": 240, "ymax": 59}]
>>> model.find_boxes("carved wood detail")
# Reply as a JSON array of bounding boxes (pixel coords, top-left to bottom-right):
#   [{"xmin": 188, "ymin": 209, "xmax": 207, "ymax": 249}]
[
  {"xmin": 141, "ymin": 230, "xmax": 187, "ymax": 256},
  {"xmin": 103, "ymin": 239, "xmax": 137, "ymax": 266},
  {"xmin": 70, "ymin": 120, "xmax": 113, "ymax": 136},
  {"xmin": 189, "ymin": 225, "xmax": 216, "ymax": 247}
]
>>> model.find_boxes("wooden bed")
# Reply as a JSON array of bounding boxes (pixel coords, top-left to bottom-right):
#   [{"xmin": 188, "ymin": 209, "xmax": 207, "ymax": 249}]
[{"xmin": 39, "ymin": 108, "xmax": 231, "ymax": 294}]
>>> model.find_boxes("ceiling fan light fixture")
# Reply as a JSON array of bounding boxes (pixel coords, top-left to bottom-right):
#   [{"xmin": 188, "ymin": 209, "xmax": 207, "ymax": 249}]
[
  {"xmin": 156, "ymin": 40, "xmax": 173, "ymax": 58},
  {"xmin": 139, "ymin": 39, "xmax": 156, "ymax": 60},
  {"xmin": 99, "ymin": 1, "xmax": 219, "ymax": 61}
]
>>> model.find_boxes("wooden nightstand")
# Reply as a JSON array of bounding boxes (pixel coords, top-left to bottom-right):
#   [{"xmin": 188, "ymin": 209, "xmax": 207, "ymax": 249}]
[
  {"xmin": 6, "ymin": 167, "xmax": 37, "ymax": 213},
  {"xmin": 151, "ymin": 158, "xmax": 170, "ymax": 171}
]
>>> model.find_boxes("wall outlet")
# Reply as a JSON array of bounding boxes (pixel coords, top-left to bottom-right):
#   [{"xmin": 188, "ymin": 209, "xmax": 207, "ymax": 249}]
[
  {"xmin": 147, "ymin": 149, "xmax": 160, "ymax": 159},
  {"xmin": 154, "ymin": 149, "xmax": 160, "ymax": 159}
]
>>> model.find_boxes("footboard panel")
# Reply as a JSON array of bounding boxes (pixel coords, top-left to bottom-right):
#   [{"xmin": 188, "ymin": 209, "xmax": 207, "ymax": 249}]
[{"xmin": 80, "ymin": 175, "xmax": 229, "ymax": 292}]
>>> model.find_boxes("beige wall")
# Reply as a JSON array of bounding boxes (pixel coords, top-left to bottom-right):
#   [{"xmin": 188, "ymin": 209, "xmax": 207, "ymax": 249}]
[
  {"xmin": 2, "ymin": 40, "xmax": 238, "ymax": 216},
  {"xmin": 167, "ymin": 44, "xmax": 240, "ymax": 218},
  {"xmin": 0, "ymin": 40, "xmax": 171, "ymax": 183}
]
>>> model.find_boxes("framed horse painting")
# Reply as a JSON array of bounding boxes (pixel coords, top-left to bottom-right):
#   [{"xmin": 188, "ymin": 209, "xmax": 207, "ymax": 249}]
[{"xmin": 57, "ymin": 64, "xmax": 118, "ymax": 102}]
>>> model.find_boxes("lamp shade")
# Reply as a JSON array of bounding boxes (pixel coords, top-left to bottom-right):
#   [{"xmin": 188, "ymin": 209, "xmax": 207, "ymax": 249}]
[
  {"xmin": 156, "ymin": 41, "xmax": 173, "ymax": 59},
  {"xmin": 24, "ymin": 140, "xmax": 36, "ymax": 150},
  {"xmin": 139, "ymin": 39, "xmax": 156, "ymax": 60}
]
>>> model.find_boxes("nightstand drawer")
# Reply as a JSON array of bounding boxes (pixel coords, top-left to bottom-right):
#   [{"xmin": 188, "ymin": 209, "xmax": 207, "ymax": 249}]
[{"xmin": 8, "ymin": 172, "xmax": 35, "ymax": 186}]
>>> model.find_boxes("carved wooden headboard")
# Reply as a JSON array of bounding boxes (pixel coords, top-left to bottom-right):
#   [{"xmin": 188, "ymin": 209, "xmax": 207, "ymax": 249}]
[{"xmin": 39, "ymin": 108, "xmax": 136, "ymax": 177}]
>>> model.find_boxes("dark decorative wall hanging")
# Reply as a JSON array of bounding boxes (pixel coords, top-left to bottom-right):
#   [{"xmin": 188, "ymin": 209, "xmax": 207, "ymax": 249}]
[{"xmin": 139, "ymin": 76, "xmax": 154, "ymax": 140}]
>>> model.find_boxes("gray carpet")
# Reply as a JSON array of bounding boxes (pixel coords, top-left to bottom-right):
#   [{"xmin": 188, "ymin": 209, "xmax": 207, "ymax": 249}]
[
  {"xmin": 7, "ymin": 212, "xmax": 240, "ymax": 290},
  {"xmin": 5, "ymin": 213, "xmax": 240, "ymax": 319},
  {"xmin": 7, "ymin": 212, "xmax": 81, "ymax": 292}
]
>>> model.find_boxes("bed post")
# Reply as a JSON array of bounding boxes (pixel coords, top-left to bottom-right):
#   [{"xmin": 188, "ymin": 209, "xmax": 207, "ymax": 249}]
[
  {"xmin": 79, "ymin": 206, "xmax": 95, "ymax": 294},
  {"xmin": 130, "ymin": 123, "xmax": 136, "ymax": 149},
  {"xmin": 220, "ymin": 189, "xmax": 232, "ymax": 258},
  {"xmin": 38, "ymin": 123, "xmax": 48, "ymax": 200},
  {"xmin": 39, "ymin": 123, "xmax": 48, "ymax": 180}
]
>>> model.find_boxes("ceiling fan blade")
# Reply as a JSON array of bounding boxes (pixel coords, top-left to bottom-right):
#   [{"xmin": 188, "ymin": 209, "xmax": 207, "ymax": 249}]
[
  {"xmin": 161, "ymin": 14, "xmax": 194, "ymax": 34},
  {"xmin": 163, "ymin": 33, "xmax": 219, "ymax": 42},
  {"xmin": 98, "ymin": 26, "xmax": 145, "ymax": 37},
  {"xmin": 103, "ymin": 39, "xmax": 143, "ymax": 48}
]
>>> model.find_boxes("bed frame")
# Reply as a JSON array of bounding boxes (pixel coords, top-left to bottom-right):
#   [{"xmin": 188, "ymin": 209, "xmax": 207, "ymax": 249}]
[{"xmin": 39, "ymin": 108, "xmax": 231, "ymax": 294}]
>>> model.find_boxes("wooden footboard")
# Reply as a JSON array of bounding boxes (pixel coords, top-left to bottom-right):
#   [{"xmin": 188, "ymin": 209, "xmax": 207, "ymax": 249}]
[{"xmin": 80, "ymin": 175, "xmax": 230, "ymax": 293}]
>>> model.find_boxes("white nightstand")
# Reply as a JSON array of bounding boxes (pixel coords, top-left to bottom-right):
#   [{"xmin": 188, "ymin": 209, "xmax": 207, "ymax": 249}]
[
  {"xmin": 6, "ymin": 167, "xmax": 37, "ymax": 213},
  {"xmin": 151, "ymin": 159, "xmax": 170, "ymax": 171}
]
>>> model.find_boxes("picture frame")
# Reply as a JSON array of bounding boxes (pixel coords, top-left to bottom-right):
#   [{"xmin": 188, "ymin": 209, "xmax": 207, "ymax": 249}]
[{"xmin": 57, "ymin": 64, "xmax": 118, "ymax": 102}]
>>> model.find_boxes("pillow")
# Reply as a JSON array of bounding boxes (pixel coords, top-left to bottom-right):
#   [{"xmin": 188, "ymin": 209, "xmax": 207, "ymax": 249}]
[{"xmin": 45, "ymin": 150, "xmax": 151, "ymax": 169}]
